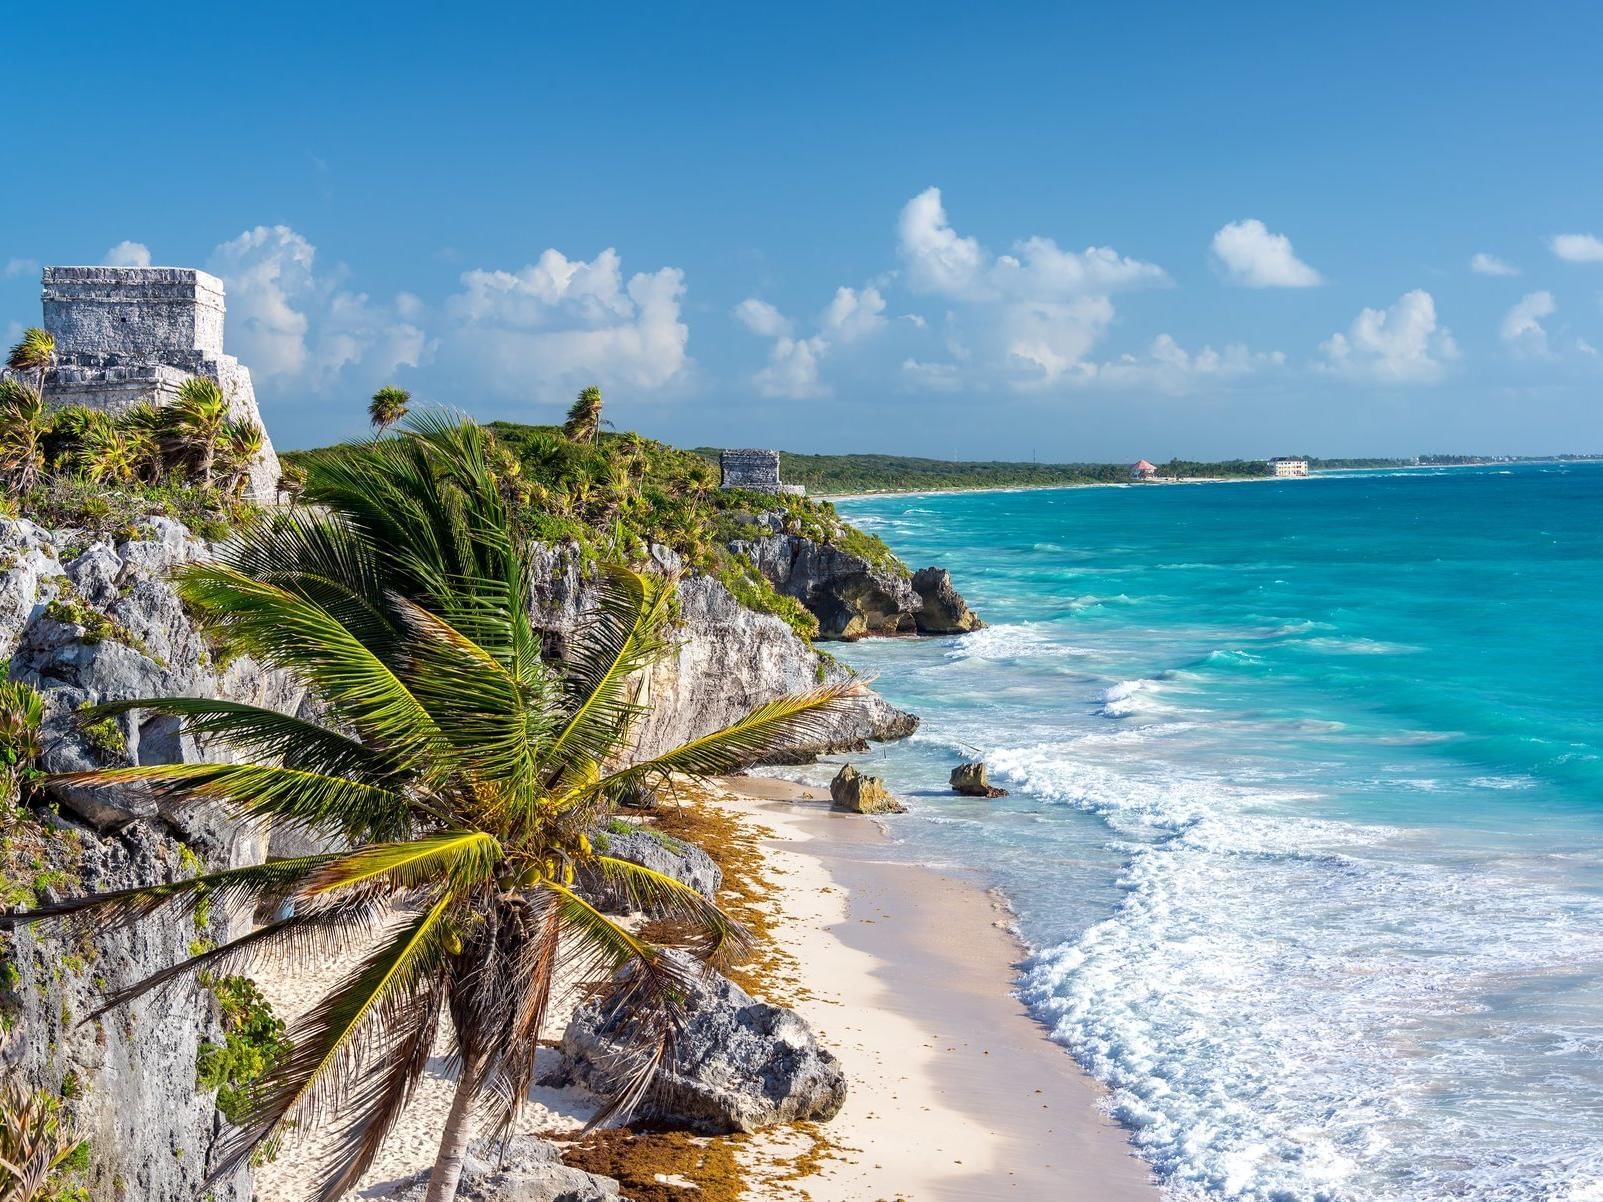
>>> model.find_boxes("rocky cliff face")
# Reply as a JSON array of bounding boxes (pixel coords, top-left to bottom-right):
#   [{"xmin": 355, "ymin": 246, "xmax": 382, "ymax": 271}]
[
  {"xmin": 1, "ymin": 516, "xmax": 306, "ymax": 1202},
  {"xmin": 526, "ymin": 543, "xmax": 917, "ymax": 760},
  {"xmin": 0, "ymin": 520, "xmax": 918, "ymax": 1201},
  {"xmin": 729, "ymin": 514, "xmax": 983, "ymax": 640}
]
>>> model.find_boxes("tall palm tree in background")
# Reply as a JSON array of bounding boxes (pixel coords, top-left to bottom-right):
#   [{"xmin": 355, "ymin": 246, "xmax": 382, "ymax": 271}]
[
  {"xmin": 563, "ymin": 386, "xmax": 603, "ymax": 444},
  {"xmin": 0, "ymin": 378, "xmax": 48, "ymax": 492},
  {"xmin": 5, "ymin": 327, "xmax": 55, "ymax": 396},
  {"xmin": 2, "ymin": 414, "xmax": 856, "ymax": 1202},
  {"xmin": 368, "ymin": 385, "xmax": 411, "ymax": 434},
  {"xmin": 164, "ymin": 377, "xmax": 230, "ymax": 486}
]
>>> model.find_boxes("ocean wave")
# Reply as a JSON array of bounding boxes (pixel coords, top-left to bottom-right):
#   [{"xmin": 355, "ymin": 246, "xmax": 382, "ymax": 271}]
[
  {"xmin": 1098, "ymin": 679, "xmax": 1146, "ymax": 718},
  {"xmin": 941, "ymin": 622, "xmax": 1093, "ymax": 662},
  {"xmin": 1289, "ymin": 636, "xmax": 1422, "ymax": 656},
  {"xmin": 1017, "ymin": 821, "xmax": 1603, "ymax": 1201}
]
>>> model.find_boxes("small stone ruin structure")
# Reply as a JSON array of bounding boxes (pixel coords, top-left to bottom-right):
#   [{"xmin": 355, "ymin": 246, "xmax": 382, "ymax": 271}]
[
  {"xmin": 719, "ymin": 448, "xmax": 804, "ymax": 496},
  {"xmin": 39, "ymin": 266, "xmax": 281, "ymax": 501}
]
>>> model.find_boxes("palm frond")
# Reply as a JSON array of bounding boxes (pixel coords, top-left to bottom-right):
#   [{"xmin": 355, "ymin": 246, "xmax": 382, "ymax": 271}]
[
  {"xmin": 589, "ymin": 856, "xmax": 752, "ymax": 966},
  {"xmin": 569, "ymin": 680, "xmax": 864, "ymax": 810},
  {"xmin": 543, "ymin": 566, "xmax": 677, "ymax": 791},
  {"xmin": 46, "ymin": 762, "xmax": 420, "ymax": 844},
  {"xmin": 299, "ymin": 831, "xmax": 501, "ymax": 898},
  {"xmin": 539, "ymin": 879, "xmax": 699, "ymax": 1126},
  {"xmin": 88, "ymin": 894, "xmax": 385, "ymax": 1021},
  {"xmin": 0, "ymin": 855, "xmax": 335, "ymax": 931},
  {"xmin": 205, "ymin": 896, "xmax": 457, "ymax": 1187},
  {"xmin": 81, "ymin": 696, "xmax": 392, "ymax": 783},
  {"xmin": 201, "ymin": 510, "xmax": 400, "ymax": 662},
  {"xmin": 166, "ymin": 566, "xmax": 449, "ymax": 777}
]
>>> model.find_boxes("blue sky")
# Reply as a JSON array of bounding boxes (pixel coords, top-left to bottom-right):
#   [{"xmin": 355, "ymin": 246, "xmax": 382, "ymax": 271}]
[{"xmin": 4, "ymin": 1, "xmax": 1602, "ymax": 459}]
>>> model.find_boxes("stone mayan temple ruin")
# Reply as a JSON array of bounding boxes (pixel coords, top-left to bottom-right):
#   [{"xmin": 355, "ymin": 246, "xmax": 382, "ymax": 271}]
[
  {"xmin": 40, "ymin": 266, "xmax": 281, "ymax": 501},
  {"xmin": 719, "ymin": 448, "xmax": 804, "ymax": 495}
]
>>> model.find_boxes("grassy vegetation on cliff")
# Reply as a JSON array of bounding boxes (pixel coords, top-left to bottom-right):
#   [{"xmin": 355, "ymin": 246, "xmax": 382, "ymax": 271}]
[
  {"xmin": 289, "ymin": 419, "xmax": 907, "ymax": 643},
  {"xmin": 691, "ymin": 448, "xmax": 1275, "ymax": 494}
]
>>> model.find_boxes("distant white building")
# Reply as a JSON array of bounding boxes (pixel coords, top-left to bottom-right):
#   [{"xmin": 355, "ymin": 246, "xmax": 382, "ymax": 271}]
[
  {"xmin": 1269, "ymin": 457, "xmax": 1309, "ymax": 477},
  {"xmin": 1131, "ymin": 459, "xmax": 1158, "ymax": 480}
]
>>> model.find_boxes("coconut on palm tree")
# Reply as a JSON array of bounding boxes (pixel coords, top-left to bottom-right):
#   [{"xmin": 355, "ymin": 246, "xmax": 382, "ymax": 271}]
[
  {"xmin": 163, "ymin": 376, "xmax": 230, "ymax": 486},
  {"xmin": 0, "ymin": 378, "xmax": 48, "ymax": 492},
  {"xmin": 2, "ymin": 414, "xmax": 855, "ymax": 1202},
  {"xmin": 5, "ymin": 327, "xmax": 55, "ymax": 396},
  {"xmin": 368, "ymin": 386, "xmax": 411, "ymax": 434},
  {"xmin": 563, "ymin": 386, "xmax": 603, "ymax": 444}
]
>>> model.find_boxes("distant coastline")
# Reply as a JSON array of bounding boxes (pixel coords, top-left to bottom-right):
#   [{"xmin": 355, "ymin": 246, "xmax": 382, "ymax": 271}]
[{"xmin": 819, "ymin": 458, "xmax": 1595, "ymax": 501}]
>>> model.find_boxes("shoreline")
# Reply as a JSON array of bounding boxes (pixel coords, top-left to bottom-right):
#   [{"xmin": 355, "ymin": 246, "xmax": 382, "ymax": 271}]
[
  {"xmin": 815, "ymin": 459, "xmax": 1562, "ymax": 501},
  {"xmin": 251, "ymin": 773, "xmax": 1158, "ymax": 1201},
  {"xmin": 720, "ymin": 774, "xmax": 1158, "ymax": 1201},
  {"xmin": 817, "ymin": 473, "xmax": 1286, "ymax": 502}
]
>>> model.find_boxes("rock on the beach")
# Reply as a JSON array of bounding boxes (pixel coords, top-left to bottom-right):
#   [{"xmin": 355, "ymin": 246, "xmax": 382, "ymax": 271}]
[
  {"xmin": 390, "ymin": 1136, "xmax": 620, "ymax": 1202},
  {"xmin": 950, "ymin": 761, "xmax": 1007, "ymax": 798},
  {"xmin": 911, "ymin": 566, "xmax": 985, "ymax": 634},
  {"xmin": 558, "ymin": 952, "xmax": 848, "ymax": 1135},
  {"xmin": 829, "ymin": 763, "xmax": 906, "ymax": 814},
  {"xmin": 580, "ymin": 824, "xmax": 722, "ymax": 915}
]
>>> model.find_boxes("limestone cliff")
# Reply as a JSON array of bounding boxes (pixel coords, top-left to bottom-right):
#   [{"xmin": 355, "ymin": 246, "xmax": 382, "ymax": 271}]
[
  {"xmin": 526, "ymin": 544, "xmax": 917, "ymax": 759},
  {"xmin": 1, "ymin": 516, "xmax": 306, "ymax": 1202},
  {"xmin": 729, "ymin": 513, "xmax": 983, "ymax": 640}
]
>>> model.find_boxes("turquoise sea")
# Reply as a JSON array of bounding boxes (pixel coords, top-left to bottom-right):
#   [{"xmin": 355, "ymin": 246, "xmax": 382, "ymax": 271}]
[{"xmin": 801, "ymin": 463, "xmax": 1603, "ymax": 1201}]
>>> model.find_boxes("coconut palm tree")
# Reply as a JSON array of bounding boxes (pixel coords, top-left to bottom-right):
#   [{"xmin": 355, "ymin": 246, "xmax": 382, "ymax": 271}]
[
  {"xmin": 217, "ymin": 419, "xmax": 264, "ymax": 499},
  {"xmin": 1, "ymin": 414, "xmax": 856, "ymax": 1202},
  {"xmin": 73, "ymin": 412, "xmax": 142, "ymax": 486},
  {"xmin": 4, "ymin": 327, "xmax": 55, "ymax": 396},
  {"xmin": 0, "ymin": 379, "xmax": 48, "ymax": 492},
  {"xmin": 163, "ymin": 377, "xmax": 230, "ymax": 486},
  {"xmin": 563, "ymin": 386, "xmax": 603, "ymax": 445},
  {"xmin": 368, "ymin": 386, "xmax": 411, "ymax": 434}
]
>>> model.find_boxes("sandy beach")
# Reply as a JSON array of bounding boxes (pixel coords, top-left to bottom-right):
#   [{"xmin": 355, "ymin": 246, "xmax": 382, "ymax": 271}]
[
  {"xmin": 252, "ymin": 775, "xmax": 1156, "ymax": 1201},
  {"xmin": 724, "ymin": 775, "xmax": 1157, "ymax": 1201}
]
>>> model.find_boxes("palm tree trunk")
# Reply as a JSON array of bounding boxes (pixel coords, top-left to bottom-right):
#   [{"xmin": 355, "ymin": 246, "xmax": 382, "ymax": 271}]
[{"xmin": 424, "ymin": 1054, "xmax": 484, "ymax": 1202}]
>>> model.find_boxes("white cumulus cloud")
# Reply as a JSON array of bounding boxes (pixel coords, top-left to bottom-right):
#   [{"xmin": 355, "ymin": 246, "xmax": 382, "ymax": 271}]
[
  {"xmin": 1318, "ymin": 289, "xmax": 1458, "ymax": 383},
  {"xmin": 753, "ymin": 336, "xmax": 828, "ymax": 399},
  {"xmin": 445, "ymin": 248, "xmax": 689, "ymax": 398},
  {"xmin": 736, "ymin": 284, "xmax": 892, "ymax": 398},
  {"xmin": 898, "ymin": 187, "xmax": 989, "ymax": 296},
  {"xmin": 103, "ymin": 241, "xmax": 152, "ymax": 268},
  {"xmin": 1551, "ymin": 234, "xmax": 1603, "ymax": 263},
  {"xmin": 1093, "ymin": 335, "xmax": 1285, "ymax": 394},
  {"xmin": 733, "ymin": 298, "xmax": 791, "ymax": 338},
  {"xmin": 895, "ymin": 187, "xmax": 1167, "ymax": 390},
  {"xmin": 1211, "ymin": 219, "xmax": 1323, "ymax": 288},
  {"xmin": 209, "ymin": 224, "xmax": 430, "ymax": 389},
  {"xmin": 820, "ymin": 286, "xmax": 887, "ymax": 342},
  {"xmin": 1500, "ymin": 291, "xmax": 1556, "ymax": 357},
  {"xmin": 1471, "ymin": 252, "xmax": 1519, "ymax": 277},
  {"xmin": 4, "ymin": 258, "xmax": 40, "ymax": 279}
]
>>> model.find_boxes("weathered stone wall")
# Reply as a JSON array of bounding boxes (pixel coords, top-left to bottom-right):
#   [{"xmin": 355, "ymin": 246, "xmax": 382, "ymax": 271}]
[
  {"xmin": 36, "ymin": 266, "xmax": 282, "ymax": 502},
  {"xmin": 719, "ymin": 448, "xmax": 805, "ymax": 496},
  {"xmin": 43, "ymin": 267, "xmax": 226, "ymax": 362},
  {"xmin": 45, "ymin": 362, "xmax": 189, "ymax": 415}
]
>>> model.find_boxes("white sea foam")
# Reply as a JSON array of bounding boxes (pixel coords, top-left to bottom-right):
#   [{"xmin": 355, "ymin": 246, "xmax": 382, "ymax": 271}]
[
  {"xmin": 986, "ymin": 740, "xmax": 1603, "ymax": 1200},
  {"xmin": 1098, "ymin": 679, "xmax": 1146, "ymax": 717}
]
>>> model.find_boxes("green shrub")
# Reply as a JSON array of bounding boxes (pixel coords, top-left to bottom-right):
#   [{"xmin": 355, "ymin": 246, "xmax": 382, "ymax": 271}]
[
  {"xmin": 196, "ymin": 975, "xmax": 290, "ymax": 1127},
  {"xmin": 74, "ymin": 704, "xmax": 126, "ymax": 762}
]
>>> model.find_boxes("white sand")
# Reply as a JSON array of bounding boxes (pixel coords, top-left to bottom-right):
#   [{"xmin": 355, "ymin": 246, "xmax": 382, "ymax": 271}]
[
  {"xmin": 719, "ymin": 777, "xmax": 1158, "ymax": 1202},
  {"xmin": 251, "ymin": 777, "xmax": 1157, "ymax": 1200}
]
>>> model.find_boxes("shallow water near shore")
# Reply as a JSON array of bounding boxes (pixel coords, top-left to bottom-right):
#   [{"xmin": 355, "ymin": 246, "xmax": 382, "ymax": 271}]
[{"xmin": 781, "ymin": 463, "xmax": 1603, "ymax": 1201}]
